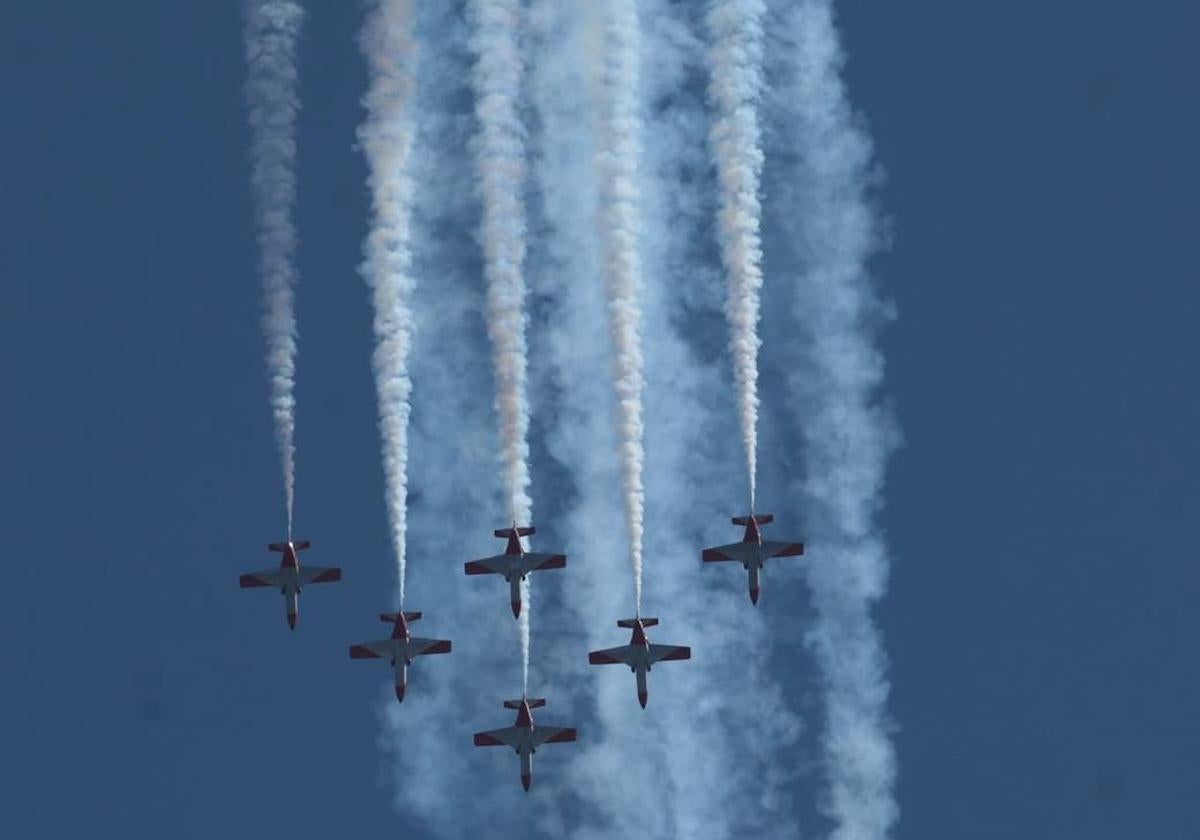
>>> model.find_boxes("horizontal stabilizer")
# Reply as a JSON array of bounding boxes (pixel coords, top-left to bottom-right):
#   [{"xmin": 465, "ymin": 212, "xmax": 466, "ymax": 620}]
[
  {"xmin": 505, "ymin": 698, "xmax": 545, "ymax": 710},
  {"xmin": 732, "ymin": 514, "xmax": 773, "ymax": 527},
  {"xmin": 618, "ymin": 617, "xmax": 657, "ymax": 628},
  {"xmin": 379, "ymin": 611, "xmax": 422, "ymax": 623},
  {"xmin": 268, "ymin": 540, "xmax": 311, "ymax": 552},
  {"xmin": 494, "ymin": 526, "xmax": 536, "ymax": 539}
]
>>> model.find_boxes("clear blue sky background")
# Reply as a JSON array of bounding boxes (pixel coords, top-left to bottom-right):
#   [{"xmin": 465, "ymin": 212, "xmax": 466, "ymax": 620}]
[{"xmin": 1, "ymin": 1, "xmax": 1197, "ymax": 838}]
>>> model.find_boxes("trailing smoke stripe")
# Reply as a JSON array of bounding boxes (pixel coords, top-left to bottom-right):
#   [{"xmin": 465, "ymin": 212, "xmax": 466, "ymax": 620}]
[
  {"xmin": 708, "ymin": 0, "xmax": 768, "ymax": 510},
  {"xmin": 467, "ymin": 0, "xmax": 535, "ymax": 692},
  {"xmin": 773, "ymin": 1, "xmax": 900, "ymax": 837},
  {"xmin": 593, "ymin": 0, "xmax": 649, "ymax": 614},
  {"xmin": 358, "ymin": 0, "xmax": 420, "ymax": 604},
  {"xmin": 243, "ymin": 0, "xmax": 303, "ymax": 532}
]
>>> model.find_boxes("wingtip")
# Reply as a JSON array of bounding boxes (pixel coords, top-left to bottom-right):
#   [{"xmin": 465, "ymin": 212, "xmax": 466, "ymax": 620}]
[
  {"xmin": 749, "ymin": 588, "xmax": 760, "ymax": 605},
  {"xmin": 394, "ymin": 684, "xmax": 406, "ymax": 703},
  {"xmin": 287, "ymin": 614, "xmax": 297, "ymax": 629},
  {"xmin": 521, "ymin": 774, "xmax": 531, "ymax": 792},
  {"xmin": 638, "ymin": 691, "xmax": 648, "ymax": 709},
  {"xmin": 511, "ymin": 600, "xmax": 521, "ymax": 619}
]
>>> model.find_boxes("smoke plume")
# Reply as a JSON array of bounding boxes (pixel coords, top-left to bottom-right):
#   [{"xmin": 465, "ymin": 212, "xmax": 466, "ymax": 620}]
[
  {"xmin": 467, "ymin": 0, "xmax": 535, "ymax": 691},
  {"xmin": 358, "ymin": 0, "xmax": 419, "ymax": 603},
  {"xmin": 707, "ymin": 0, "xmax": 768, "ymax": 509},
  {"xmin": 766, "ymin": 1, "xmax": 899, "ymax": 836},
  {"xmin": 243, "ymin": 0, "xmax": 303, "ymax": 532},
  {"xmin": 591, "ymin": 0, "xmax": 648, "ymax": 614}
]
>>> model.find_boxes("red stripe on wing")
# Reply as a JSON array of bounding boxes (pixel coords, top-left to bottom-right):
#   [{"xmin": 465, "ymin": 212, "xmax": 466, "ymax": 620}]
[
  {"xmin": 239, "ymin": 574, "xmax": 272, "ymax": 588},
  {"xmin": 588, "ymin": 651, "xmax": 623, "ymax": 665},
  {"xmin": 474, "ymin": 733, "xmax": 505, "ymax": 747},
  {"xmin": 702, "ymin": 549, "xmax": 734, "ymax": 562},
  {"xmin": 310, "ymin": 568, "xmax": 343, "ymax": 583},
  {"xmin": 349, "ymin": 645, "xmax": 382, "ymax": 659},
  {"xmin": 543, "ymin": 728, "xmax": 577, "ymax": 744}
]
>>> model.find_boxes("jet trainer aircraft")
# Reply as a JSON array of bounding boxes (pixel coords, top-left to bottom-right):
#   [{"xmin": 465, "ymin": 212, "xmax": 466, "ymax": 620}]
[
  {"xmin": 238, "ymin": 540, "xmax": 342, "ymax": 629},
  {"xmin": 473, "ymin": 697, "xmax": 577, "ymax": 791},
  {"xmin": 349, "ymin": 611, "xmax": 452, "ymax": 702},
  {"xmin": 464, "ymin": 526, "xmax": 566, "ymax": 618},
  {"xmin": 587, "ymin": 617, "xmax": 691, "ymax": 708},
  {"xmin": 702, "ymin": 514, "xmax": 805, "ymax": 604}
]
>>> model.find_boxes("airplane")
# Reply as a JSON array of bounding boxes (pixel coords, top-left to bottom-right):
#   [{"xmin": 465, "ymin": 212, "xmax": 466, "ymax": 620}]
[
  {"xmin": 587, "ymin": 617, "xmax": 691, "ymax": 708},
  {"xmin": 463, "ymin": 526, "xmax": 566, "ymax": 618},
  {"xmin": 701, "ymin": 514, "xmax": 805, "ymax": 604},
  {"xmin": 238, "ymin": 540, "xmax": 342, "ymax": 629},
  {"xmin": 473, "ymin": 697, "xmax": 577, "ymax": 791},
  {"xmin": 348, "ymin": 611, "xmax": 452, "ymax": 703}
]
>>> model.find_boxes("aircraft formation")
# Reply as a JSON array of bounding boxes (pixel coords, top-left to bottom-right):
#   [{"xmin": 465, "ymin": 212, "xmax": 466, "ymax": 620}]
[{"xmin": 238, "ymin": 513, "xmax": 804, "ymax": 791}]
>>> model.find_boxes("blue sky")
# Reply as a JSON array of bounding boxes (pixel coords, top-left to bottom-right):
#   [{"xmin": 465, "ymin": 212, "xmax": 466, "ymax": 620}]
[{"xmin": 1, "ymin": 1, "xmax": 1198, "ymax": 838}]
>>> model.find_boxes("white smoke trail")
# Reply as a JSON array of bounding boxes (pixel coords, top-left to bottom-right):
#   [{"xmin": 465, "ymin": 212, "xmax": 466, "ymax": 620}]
[
  {"xmin": 467, "ymin": 0, "xmax": 534, "ymax": 693},
  {"xmin": 243, "ymin": 0, "xmax": 303, "ymax": 533},
  {"xmin": 522, "ymin": 4, "xmax": 803, "ymax": 838},
  {"xmin": 767, "ymin": 1, "xmax": 899, "ymax": 836},
  {"xmin": 591, "ymin": 0, "xmax": 648, "ymax": 614},
  {"xmin": 358, "ymin": 0, "xmax": 419, "ymax": 605},
  {"xmin": 707, "ymin": 0, "xmax": 767, "ymax": 510}
]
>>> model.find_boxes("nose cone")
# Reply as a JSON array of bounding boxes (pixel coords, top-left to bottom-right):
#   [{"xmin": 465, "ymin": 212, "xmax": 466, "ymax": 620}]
[
  {"xmin": 638, "ymin": 691, "xmax": 648, "ymax": 709},
  {"xmin": 521, "ymin": 773, "xmax": 531, "ymax": 792},
  {"xmin": 394, "ymin": 683, "xmax": 406, "ymax": 703},
  {"xmin": 749, "ymin": 587, "xmax": 760, "ymax": 605},
  {"xmin": 287, "ymin": 613, "xmax": 297, "ymax": 629},
  {"xmin": 511, "ymin": 600, "xmax": 521, "ymax": 619}
]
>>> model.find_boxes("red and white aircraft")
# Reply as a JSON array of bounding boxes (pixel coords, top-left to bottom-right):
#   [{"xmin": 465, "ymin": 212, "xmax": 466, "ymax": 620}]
[
  {"xmin": 588, "ymin": 617, "xmax": 691, "ymax": 708},
  {"xmin": 464, "ymin": 526, "xmax": 566, "ymax": 618},
  {"xmin": 238, "ymin": 540, "xmax": 342, "ymax": 629},
  {"xmin": 348, "ymin": 611, "xmax": 452, "ymax": 702},
  {"xmin": 702, "ymin": 514, "xmax": 805, "ymax": 604},
  {"xmin": 473, "ymin": 697, "xmax": 577, "ymax": 791}
]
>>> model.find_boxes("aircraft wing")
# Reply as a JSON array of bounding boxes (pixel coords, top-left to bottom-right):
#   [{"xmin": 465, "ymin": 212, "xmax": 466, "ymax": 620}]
[
  {"xmin": 474, "ymin": 726, "xmax": 521, "ymax": 748},
  {"xmin": 409, "ymin": 637, "xmax": 452, "ymax": 657},
  {"xmin": 647, "ymin": 644, "xmax": 691, "ymax": 664},
  {"xmin": 239, "ymin": 568, "xmax": 283, "ymax": 588},
  {"xmin": 532, "ymin": 726, "xmax": 577, "ymax": 747},
  {"xmin": 299, "ymin": 566, "xmax": 342, "ymax": 584},
  {"xmin": 701, "ymin": 543, "xmax": 753, "ymax": 564},
  {"xmin": 464, "ymin": 554, "xmax": 512, "ymax": 576},
  {"xmin": 349, "ymin": 640, "xmax": 393, "ymax": 659},
  {"xmin": 588, "ymin": 645, "xmax": 636, "ymax": 666},
  {"xmin": 517, "ymin": 552, "xmax": 566, "ymax": 575},
  {"xmin": 761, "ymin": 540, "xmax": 804, "ymax": 558}
]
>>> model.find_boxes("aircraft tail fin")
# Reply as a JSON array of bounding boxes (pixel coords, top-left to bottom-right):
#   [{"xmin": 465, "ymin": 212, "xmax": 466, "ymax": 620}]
[
  {"xmin": 618, "ymin": 617, "xmax": 658, "ymax": 628},
  {"xmin": 268, "ymin": 540, "xmax": 311, "ymax": 552},
  {"xmin": 504, "ymin": 698, "xmax": 545, "ymax": 710},
  {"xmin": 494, "ymin": 526, "xmax": 536, "ymax": 539},
  {"xmin": 732, "ymin": 514, "xmax": 773, "ymax": 527}
]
